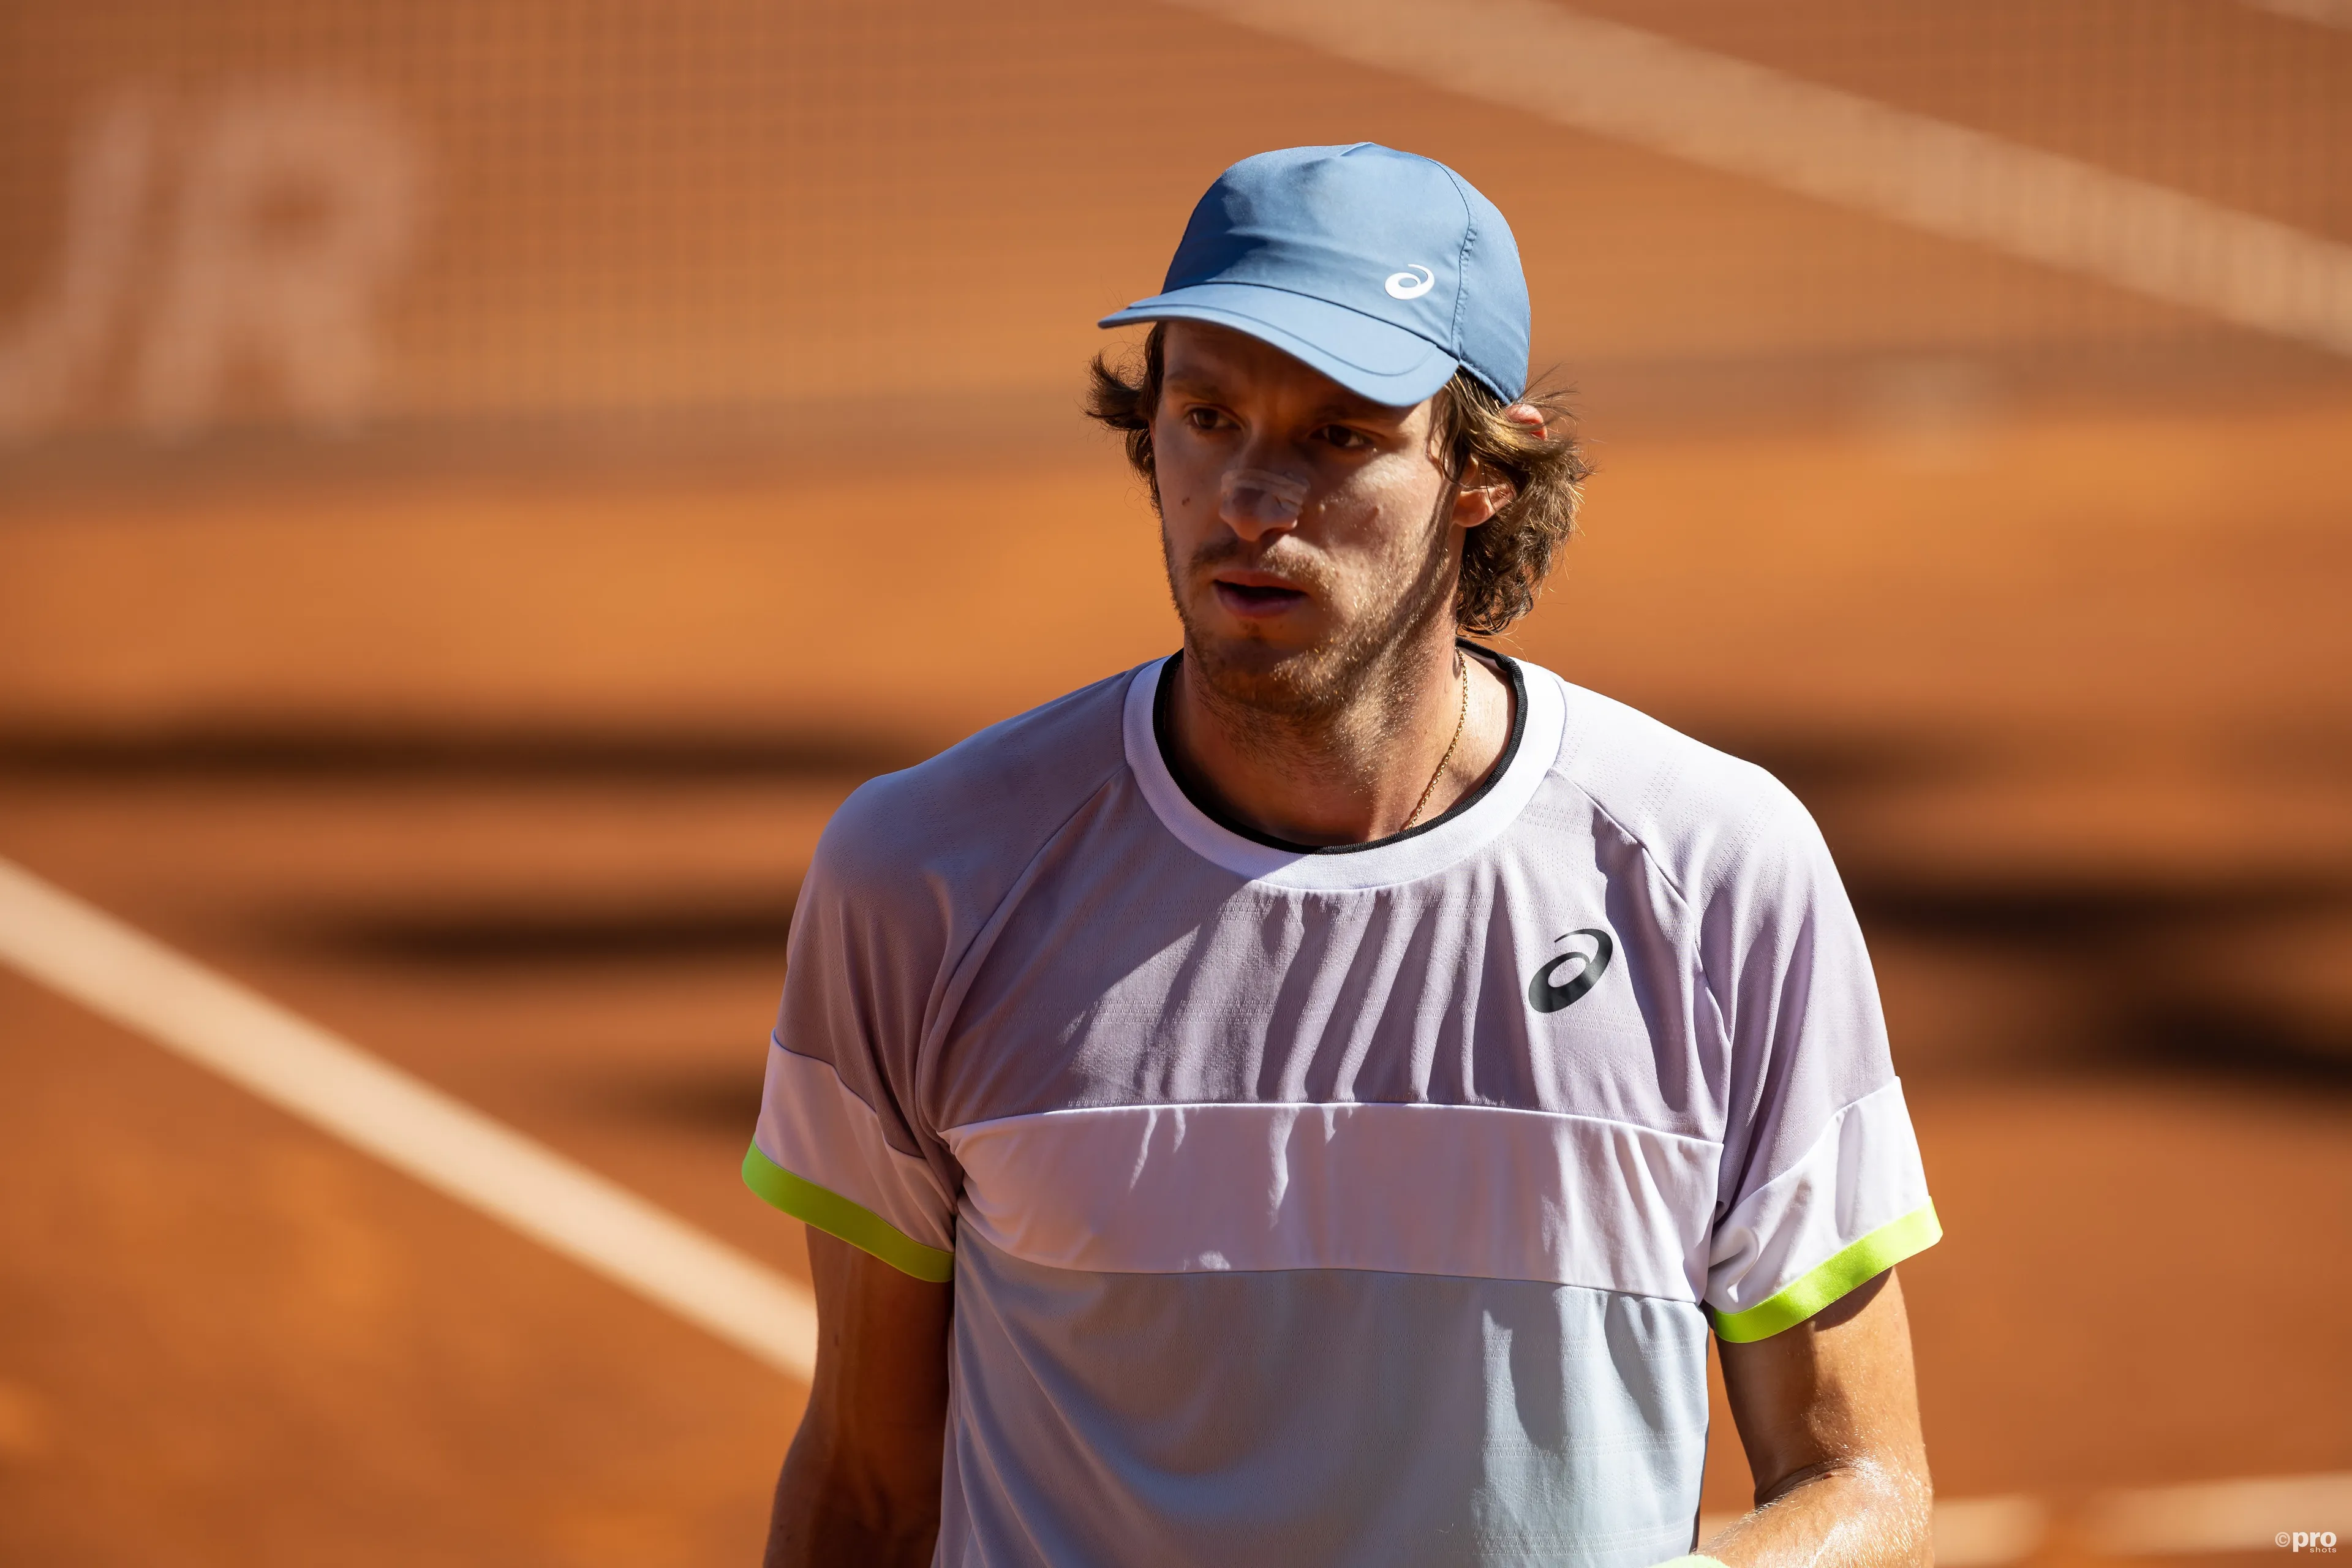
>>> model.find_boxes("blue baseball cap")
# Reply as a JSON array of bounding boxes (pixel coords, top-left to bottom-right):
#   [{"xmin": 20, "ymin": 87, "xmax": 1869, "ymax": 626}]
[{"xmin": 1100, "ymin": 143, "xmax": 1530, "ymax": 406}]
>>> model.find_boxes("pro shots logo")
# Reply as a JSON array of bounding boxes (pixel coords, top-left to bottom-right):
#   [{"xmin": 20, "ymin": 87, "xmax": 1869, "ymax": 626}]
[
  {"xmin": 1527, "ymin": 928, "xmax": 1613, "ymax": 1014},
  {"xmin": 2278, "ymin": 1533, "xmax": 2338, "ymax": 1553}
]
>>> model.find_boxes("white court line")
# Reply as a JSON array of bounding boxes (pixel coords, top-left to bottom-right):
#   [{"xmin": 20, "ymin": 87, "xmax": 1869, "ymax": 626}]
[
  {"xmin": 2089, "ymin": 1472, "xmax": 2352, "ymax": 1556},
  {"xmin": 1167, "ymin": 0, "xmax": 2352, "ymax": 358},
  {"xmin": 0, "ymin": 855, "xmax": 818, "ymax": 1382},
  {"xmin": 1932, "ymin": 1494, "xmax": 2051, "ymax": 1566},
  {"xmin": 2241, "ymin": 0, "xmax": 2352, "ymax": 29}
]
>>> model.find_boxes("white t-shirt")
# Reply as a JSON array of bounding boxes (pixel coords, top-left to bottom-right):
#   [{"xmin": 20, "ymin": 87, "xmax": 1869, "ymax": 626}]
[{"xmin": 746, "ymin": 651, "xmax": 1939, "ymax": 1567}]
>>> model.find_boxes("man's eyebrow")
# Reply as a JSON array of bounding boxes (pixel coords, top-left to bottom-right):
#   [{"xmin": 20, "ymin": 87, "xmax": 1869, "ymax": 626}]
[{"xmin": 1159, "ymin": 371, "xmax": 1228, "ymax": 398}]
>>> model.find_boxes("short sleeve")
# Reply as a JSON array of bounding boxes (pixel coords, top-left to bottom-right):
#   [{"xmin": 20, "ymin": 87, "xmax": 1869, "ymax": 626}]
[
  {"xmin": 1700, "ymin": 788, "xmax": 1939, "ymax": 1341},
  {"xmin": 741, "ymin": 793, "xmax": 958, "ymax": 1283}
]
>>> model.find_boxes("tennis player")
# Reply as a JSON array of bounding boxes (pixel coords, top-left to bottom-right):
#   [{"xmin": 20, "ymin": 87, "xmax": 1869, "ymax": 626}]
[{"xmin": 747, "ymin": 143, "xmax": 1939, "ymax": 1566}]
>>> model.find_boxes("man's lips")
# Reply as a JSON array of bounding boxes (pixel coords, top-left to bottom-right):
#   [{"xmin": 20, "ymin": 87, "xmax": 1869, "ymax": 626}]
[{"xmin": 1211, "ymin": 573, "xmax": 1309, "ymax": 618}]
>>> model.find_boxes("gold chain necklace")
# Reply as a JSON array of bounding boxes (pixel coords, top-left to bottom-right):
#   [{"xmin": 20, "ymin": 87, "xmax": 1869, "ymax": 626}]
[{"xmin": 1401, "ymin": 650, "xmax": 1469, "ymax": 832}]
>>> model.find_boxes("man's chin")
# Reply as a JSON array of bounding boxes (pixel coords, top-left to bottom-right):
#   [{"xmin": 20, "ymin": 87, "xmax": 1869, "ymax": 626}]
[
  {"xmin": 1186, "ymin": 612, "xmax": 1305, "ymax": 670},
  {"xmin": 1183, "ymin": 622, "xmax": 1353, "ymax": 716}
]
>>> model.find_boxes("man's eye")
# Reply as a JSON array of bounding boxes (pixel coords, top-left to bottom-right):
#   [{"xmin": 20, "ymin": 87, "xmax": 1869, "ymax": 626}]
[
  {"xmin": 1319, "ymin": 425, "xmax": 1373, "ymax": 450},
  {"xmin": 1183, "ymin": 407, "xmax": 1227, "ymax": 430}
]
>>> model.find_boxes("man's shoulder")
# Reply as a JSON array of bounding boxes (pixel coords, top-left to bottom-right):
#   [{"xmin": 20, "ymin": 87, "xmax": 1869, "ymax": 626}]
[
  {"xmin": 813, "ymin": 661, "xmax": 1142, "ymax": 893},
  {"xmin": 1534, "ymin": 667, "xmax": 1827, "ymax": 903}
]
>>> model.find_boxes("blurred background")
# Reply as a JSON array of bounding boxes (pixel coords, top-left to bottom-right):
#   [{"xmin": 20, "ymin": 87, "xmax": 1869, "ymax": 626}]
[{"xmin": 1, "ymin": 1, "xmax": 2347, "ymax": 1563}]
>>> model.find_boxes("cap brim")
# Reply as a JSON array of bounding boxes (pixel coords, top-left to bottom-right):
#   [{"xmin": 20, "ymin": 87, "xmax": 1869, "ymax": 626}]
[{"xmin": 1099, "ymin": 282, "xmax": 1460, "ymax": 407}]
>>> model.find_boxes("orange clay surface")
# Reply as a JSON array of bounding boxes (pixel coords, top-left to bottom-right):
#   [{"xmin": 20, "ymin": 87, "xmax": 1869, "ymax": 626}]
[{"xmin": 2, "ymin": 400, "xmax": 2350, "ymax": 1564}]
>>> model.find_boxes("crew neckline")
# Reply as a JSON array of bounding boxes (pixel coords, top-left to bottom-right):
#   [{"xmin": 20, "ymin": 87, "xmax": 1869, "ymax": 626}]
[
  {"xmin": 1123, "ymin": 645, "xmax": 1566, "ymax": 891},
  {"xmin": 1151, "ymin": 644, "xmax": 1526, "ymax": 855}
]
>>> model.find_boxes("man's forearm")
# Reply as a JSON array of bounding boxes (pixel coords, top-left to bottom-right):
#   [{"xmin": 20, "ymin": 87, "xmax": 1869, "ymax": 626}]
[
  {"xmin": 764, "ymin": 1428, "xmax": 940, "ymax": 1568},
  {"xmin": 1698, "ymin": 1456, "xmax": 1932, "ymax": 1568}
]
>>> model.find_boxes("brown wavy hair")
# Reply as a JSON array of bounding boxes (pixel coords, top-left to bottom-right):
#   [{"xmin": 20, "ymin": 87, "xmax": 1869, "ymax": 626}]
[{"xmin": 1087, "ymin": 322, "xmax": 1589, "ymax": 636}]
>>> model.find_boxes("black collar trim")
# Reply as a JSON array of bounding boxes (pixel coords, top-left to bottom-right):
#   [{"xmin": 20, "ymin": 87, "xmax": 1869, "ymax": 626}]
[{"xmin": 1150, "ymin": 643, "xmax": 1528, "ymax": 857}]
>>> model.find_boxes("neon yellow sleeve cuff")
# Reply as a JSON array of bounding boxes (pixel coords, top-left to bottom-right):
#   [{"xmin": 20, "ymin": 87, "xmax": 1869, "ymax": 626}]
[
  {"xmin": 1711, "ymin": 1204, "xmax": 1942, "ymax": 1343},
  {"xmin": 741, "ymin": 1143, "xmax": 955, "ymax": 1283}
]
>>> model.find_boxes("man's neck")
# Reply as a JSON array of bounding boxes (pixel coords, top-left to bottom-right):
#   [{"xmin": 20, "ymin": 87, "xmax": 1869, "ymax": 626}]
[{"xmin": 1166, "ymin": 630, "xmax": 1515, "ymax": 848}]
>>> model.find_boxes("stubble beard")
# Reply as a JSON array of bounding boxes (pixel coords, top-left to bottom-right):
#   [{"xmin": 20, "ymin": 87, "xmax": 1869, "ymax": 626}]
[{"xmin": 1164, "ymin": 499, "xmax": 1460, "ymax": 765}]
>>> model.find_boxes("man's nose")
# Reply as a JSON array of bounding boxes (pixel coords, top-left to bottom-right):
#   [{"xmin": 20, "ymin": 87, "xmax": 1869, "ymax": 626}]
[{"xmin": 1217, "ymin": 467, "xmax": 1309, "ymax": 541}]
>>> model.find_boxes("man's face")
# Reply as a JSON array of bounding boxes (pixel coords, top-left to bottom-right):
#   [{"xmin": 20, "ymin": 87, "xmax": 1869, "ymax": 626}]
[{"xmin": 1150, "ymin": 322, "xmax": 1467, "ymax": 718}]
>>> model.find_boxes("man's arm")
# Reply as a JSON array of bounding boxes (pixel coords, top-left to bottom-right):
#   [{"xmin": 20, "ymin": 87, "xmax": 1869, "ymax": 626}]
[
  {"xmin": 1700, "ymin": 1268, "xmax": 1933, "ymax": 1568},
  {"xmin": 764, "ymin": 1227, "xmax": 953, "ymax": 1568}
]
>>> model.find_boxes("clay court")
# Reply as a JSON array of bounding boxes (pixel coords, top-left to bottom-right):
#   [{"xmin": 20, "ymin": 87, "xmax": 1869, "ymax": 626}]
[{"xmin": 3, "ymin": 2, "xmax": 2350, "ymax": 1563}]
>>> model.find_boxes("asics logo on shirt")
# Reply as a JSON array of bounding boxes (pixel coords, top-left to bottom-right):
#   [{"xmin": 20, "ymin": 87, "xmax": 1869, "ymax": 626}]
[{"xmin": 1527, "ymin": 928, "xmax": 1613, "ymax": 1013}]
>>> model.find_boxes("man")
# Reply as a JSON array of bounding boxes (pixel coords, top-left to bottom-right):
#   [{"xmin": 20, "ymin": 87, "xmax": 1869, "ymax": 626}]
[{"xmin": 747, "ymin": 143, "xmax": 1939, "ymax": 1566}]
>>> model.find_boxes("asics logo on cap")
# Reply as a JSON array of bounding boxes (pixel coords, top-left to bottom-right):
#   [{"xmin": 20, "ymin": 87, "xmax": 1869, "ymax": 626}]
[{"xmin": 1384, "ymin": 264, "xmax": 1434, "ymax": 300}]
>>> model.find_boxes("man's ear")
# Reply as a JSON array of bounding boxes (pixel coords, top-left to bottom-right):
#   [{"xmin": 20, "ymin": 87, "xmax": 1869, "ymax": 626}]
[{"xmin": 1453, "ymin": 458, "xmax": 1515, "ymax": 530}]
